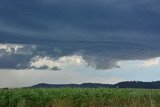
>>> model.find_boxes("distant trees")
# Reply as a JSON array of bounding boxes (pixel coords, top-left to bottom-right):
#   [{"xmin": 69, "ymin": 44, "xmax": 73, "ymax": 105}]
[
  {"xmin": 31, "ymin": 81, "xmax": 160, "ymax": 89},
  {"xmin": 115, "ymin": 81, "xmax": 160, "ymax": 89}
]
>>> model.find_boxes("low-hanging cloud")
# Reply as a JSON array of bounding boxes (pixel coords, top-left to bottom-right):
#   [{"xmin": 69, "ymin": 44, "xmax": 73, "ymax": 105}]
[{"xmin": 0, "ymin": 0, "xmax": 160, "ymax": 70}]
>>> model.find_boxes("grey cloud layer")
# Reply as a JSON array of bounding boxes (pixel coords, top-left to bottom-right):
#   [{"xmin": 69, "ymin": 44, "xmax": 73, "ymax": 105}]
[
  {"xmin": 1, "ymin": 42, "xmax": 160, "ymax": 70},
  {"xmin": 0, "ymin": 0, "xmax": 160, "ymax": 70}
]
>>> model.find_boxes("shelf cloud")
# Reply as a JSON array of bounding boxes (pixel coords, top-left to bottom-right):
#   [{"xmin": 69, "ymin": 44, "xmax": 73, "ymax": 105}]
[{"xmin": 0, "ymin": 0, "xmax": 160, "ymax": 70}]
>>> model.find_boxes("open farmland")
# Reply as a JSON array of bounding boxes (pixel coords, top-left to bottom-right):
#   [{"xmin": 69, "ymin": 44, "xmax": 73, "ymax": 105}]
[{"xmin": 0, "ymin": 88, "xmax": 160, "ymax": 107}]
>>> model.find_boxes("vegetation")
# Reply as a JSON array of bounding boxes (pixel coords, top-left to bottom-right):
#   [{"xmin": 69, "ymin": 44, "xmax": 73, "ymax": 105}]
[
  {"xmin": 32, "ymin": 81, "xmax": 160, "ymax": 89},
  {"xmin": 0, "ymin": 88, "xmax": 160, "ymax": 107}
]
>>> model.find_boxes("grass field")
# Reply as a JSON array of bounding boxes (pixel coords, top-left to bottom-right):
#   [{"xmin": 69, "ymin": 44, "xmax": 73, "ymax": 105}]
[{"xmin": 0, "ymin": 88, "xmax": 160, "ymax": 107}]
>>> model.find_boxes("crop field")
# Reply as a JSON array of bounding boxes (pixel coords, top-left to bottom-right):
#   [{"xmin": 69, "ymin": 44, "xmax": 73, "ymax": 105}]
[{"xmin": 0, "ymin": 88, "xmax": 160, "ymax": 107}]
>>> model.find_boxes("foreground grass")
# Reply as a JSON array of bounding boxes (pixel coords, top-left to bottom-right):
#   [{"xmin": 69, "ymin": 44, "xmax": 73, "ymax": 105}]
[{"xmin": 0, "ymin": 88, "xmax": 160, "ymax": 107}]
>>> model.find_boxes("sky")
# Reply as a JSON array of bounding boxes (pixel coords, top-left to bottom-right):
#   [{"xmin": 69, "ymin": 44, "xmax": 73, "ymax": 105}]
[{"xmin": 0, "ymin": 0, "xmax": 160, "ymax": 88}]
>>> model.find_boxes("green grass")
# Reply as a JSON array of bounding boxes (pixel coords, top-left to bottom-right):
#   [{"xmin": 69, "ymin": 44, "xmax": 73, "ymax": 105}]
[{"xmin": 0, "ymin": 88, "xmax": 160, "ymax": 107}]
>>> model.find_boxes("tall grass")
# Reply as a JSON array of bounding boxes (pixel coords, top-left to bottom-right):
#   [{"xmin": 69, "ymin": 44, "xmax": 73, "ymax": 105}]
[{"xmin": 0, "ymin": 88, "xmax": 160, "ymax": 107}]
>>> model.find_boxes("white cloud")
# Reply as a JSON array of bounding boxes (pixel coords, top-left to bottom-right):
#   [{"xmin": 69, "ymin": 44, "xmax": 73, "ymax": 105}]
[
  {"xmin": 0, "ymin": 43, "xmax": 36, "ymax": 55},
  {"xmin": 30, "ymin": 55, "xmax": 87, "ymax": 70},
  {"xmin": 0, "ymin": 43, "xmax": 23, "ymax": 53},
  {"xmin": 139, "ymin": 58, "xmax": 160, "ymax": 67}
]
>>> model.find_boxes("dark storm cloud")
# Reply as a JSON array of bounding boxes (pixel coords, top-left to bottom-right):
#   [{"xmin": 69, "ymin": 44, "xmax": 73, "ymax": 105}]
[{"xmin": 0, "ymin": 0, "xmax": 160, "ymax": 70}]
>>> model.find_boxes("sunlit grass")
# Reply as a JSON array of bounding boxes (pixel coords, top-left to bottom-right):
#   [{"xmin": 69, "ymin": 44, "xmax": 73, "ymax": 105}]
[{"xmin": 0, "ymin": 88, "xmax": 160, "ymax": 107}]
